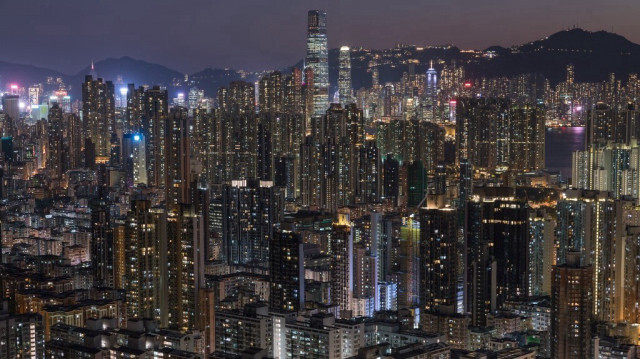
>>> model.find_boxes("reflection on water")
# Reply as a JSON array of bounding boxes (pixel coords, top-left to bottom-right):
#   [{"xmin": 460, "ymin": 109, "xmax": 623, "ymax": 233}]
[{"xmin": 545, "ymin": 126, "xmax": 585, "ymax": 178}]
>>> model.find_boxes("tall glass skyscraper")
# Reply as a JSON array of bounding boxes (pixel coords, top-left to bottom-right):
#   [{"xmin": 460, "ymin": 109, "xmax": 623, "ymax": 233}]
[
  {"xmin": 306, "ymin": 10, "xmax": 329, "ymax": 118},
  {"xmin": 425, "ymin": 61, "xmax": 438, "ymax": 105},
  {"xmin": 338, "ymin": 46, "xmax": 353, "ymax": 106}
]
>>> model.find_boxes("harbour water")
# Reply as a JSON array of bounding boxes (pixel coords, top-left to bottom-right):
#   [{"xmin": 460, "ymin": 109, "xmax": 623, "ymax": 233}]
[{"xmin": 545, "ymin": 126, "xmax": 585, "ymax": 178}]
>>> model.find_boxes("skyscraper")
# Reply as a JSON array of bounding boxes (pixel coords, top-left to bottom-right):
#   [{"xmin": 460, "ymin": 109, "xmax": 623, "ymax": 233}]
[
  {"xmin": 165, "ymin": 106, "xmax": 191, "ymax": 210},
  {"xmin": 306, "ymin": 10, "xmax": 329, "ymax": 118},
  {"xmin": 425, "ymin": 61, "xmax": 438, "ymax": 106},
  {"xmin": 551, "ymin": 253, "xmax": 593, "ymax": 359},
  {"xmin": 420, "ymin": 206, "xmax": 458, "ymax": 313},
  {"xmin": 142, "ymin": 86, "xmax": 169, "ymax": 188},
  {"xmin": 338, "ymin": 46, "xmax": 353, "ymax": 106},
  {"xmin": 125, "ymin": 198, "xmax": 167, "ymax": 325},
  {"xmin": 82, "ymin": 75, "xmax": 115, "ymax": 158},
  {"xmin": 47, "ymin": 103, "xmax": 65, "ymax": 180},
  {"xmin": 331, "ymin": 208, "xmax": 354, "ymax": 316},
  {"xmin": 221, "ymin": 179, "xmax": 282, "ymax": 266},
  {"xmin": 466, "ymin": 193, "xmax": 529, "ymax": 326},
  {"xmin": 270, "ymin": 223, "xmax": 305, "ymax": 311}
]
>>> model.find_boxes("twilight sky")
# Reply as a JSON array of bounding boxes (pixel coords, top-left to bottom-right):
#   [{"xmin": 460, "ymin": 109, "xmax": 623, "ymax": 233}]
[{"xmin": 0, "ymin": 0, "xmax": 636, "ymax": 74}]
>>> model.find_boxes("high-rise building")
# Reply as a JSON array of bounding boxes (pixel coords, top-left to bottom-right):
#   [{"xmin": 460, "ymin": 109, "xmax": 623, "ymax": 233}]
[
  {"xmin": 0, "ymin": 308, "xmax": 45, "ymax": 359},
  {"xmin": 90, "ymin": 192, "xmax": 114, "ymax": 288},
  {"xmin": 258, "ymin": 71, "xmax": 283, "ymax": 114},
  {"xmin": 419, "ymin": 205, "xmax": 459, "ymax": 313},
  {"xmin": 425, "ymin": 61, "xmax": 438, "ymax": 106},
  {"xmin": 142, "ymin": 86, "xmax": 169, "ymax": 187},
  {"xmin": 47, "ymin": 103, "xmax": 65, "ymax": 179},
  {"xmin": 338, "ymin": 46, "xmax": 353, "ymax": 106},
  {"xmin": 165, "ymin": 106, "xmax": 191, "ymax": 209},
  {"xmin": 306, "ymin": 10, "xmax": 329, "ymax": 118},
  {"xmin": 125, "ymin": 198, "xmax": 168, "ymax": 325},
  {"xmin": 509, "ymin": 104, "xmax": 545, "ymax": 171},
  {"xmin": 269, "ymin": 223, "xmax": 305, "ymax": 311},
  {"xmin": 82, "ymin": 75, "xmax": 115, "ymax": 158},
  {"xmin": 1, "ymin": 94, "xmax": 19, "ymax": 134},
  {"xmin": 166, "ymin": 204, "xmax": 206, "ymax": 332},
  {"xmin": 212, "ymin": 82, "xmax": 258, "ymax": 182},
  {"xmin": 221, "ymin": 179, "xmax": 282, "ymax": 266},
  {"xmin": 331, "ymin": 208, "xmax": 354, "ymax": 316},
  {"xmin": 466, "ymin": 192, "xmax": 529, "ymax": 326},
  {"xmin": 455, "ymin": 98, "xmax": 509, "ymax": 169},
  {"xmin": 551, "ymin": 253, "xmax": 593, "ymax": 359},
  {"xmin": 122, "ymin": 133, "xmax": 147, "ymax": 186},
  {"xmin": 383, "ymin": 155, "xmax": 400, "ymax": 206},
  {"xmin": 528, "ymin": 209, "xmax": 556, "ymax": 296}
]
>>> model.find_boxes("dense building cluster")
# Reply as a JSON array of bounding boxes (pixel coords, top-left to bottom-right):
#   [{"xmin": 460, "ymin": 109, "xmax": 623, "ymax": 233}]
[{"xmin": 3, "ymin": 9, "xmax": 640, "ymax": 359}]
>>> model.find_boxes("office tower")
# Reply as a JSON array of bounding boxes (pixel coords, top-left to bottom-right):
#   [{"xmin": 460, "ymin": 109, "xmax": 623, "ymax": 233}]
[
  {"xmin": 269, "ymin": 223, "xmax": 305, "ymax": 311},
  {"xmin": 509, "ymin": 104, "xmax": 545, "ymax": 171},
  {"xmin": 455, "ymin": 98, "xmax": 510, "ymax": 169},
  {"xmin": 125, "ymin": 198, "xmax": 167, "ymax": 325},
  {"xmin": 142, "ymin": 86, "xmax": 169, "ymax": 187},
  {"xmin": 122, "ymin": 133, "xmax": 147, "ymax": 186},
  {"xmin": 1, "ymin": 94, "xmax": 19, "ymax": 133},
  {"xmin": 167, "ymin": 204, "xmax": 206, "ymax": 332},
  {"xmin": 47, "ymin": 103, "xmax": 65, "ymax": 179},
  {"xmin": 165, "ymin": 107, "xmax": 191, "ymax": 209},
  {"xmin": 221, "ymin": 179, "xmax": 282, "ymax": 266},
  {"xmin": 331, "ymin": 208, "xmax": 354, "ymax": 316},
  {"xmin": 82, "ymin": 75, "xmax": 115, "ymax": 157},
  {"xmin": 466, "ymin": 194, "xmax": 529, "ymax": 326},
  {"xmin": 28, "ymin": 86, "xmax": 40, "ymax": 106},
  {"xmin": 188, "ymin": 87, "xmax": 204, "ymax": 111},
  {"xmin": 90, "ymin": 192, "xmax": 114, "ymax": 287},
  {"xmin": 551, "ymin": 253, "xmax": 593, "ymax": 359},
  {"xmin": 528, "ymin": 209, "xmax": 556, "ymax": 296},
  {"xmin": 566, "ymin": 63, "xmax": 575, "ymax": 86},
  {"xmin": 425, "ymin": 61, "xmax": 438, "ymax": 105},
  {"xmin": 306, "ymin": 10, "xmax": 329, "ymax": 118},
  {"xmin": 419, "ymin": 206, "xmax": 458, "ymax": 313},
  {"xmin": 338, "ymin": 46, "xmax": 353, "ymax": 106},
  {"xmin": 0, "ymin": 309, "xmax": 45, "ymax": 359}
]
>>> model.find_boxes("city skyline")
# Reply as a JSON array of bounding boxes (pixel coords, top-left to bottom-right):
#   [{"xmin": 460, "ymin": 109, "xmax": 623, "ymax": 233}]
[
  {"xmin": 1, "ymin": 0, "xmax": 638, "ymax": 74},
  {"xmin": 3, "ymin": 4, "xmax": 640, "ymax": 359}
]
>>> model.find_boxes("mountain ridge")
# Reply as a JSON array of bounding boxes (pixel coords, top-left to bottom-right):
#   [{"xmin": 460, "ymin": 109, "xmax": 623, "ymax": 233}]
[{"xmin": 1, "ymin": 28, "xmax": 639, "ymax": 98}]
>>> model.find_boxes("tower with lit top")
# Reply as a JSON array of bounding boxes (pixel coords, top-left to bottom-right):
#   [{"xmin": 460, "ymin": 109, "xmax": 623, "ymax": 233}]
[{"xmin": 306, "ymin": 10, "xmax": 329, "ymax": 119}]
